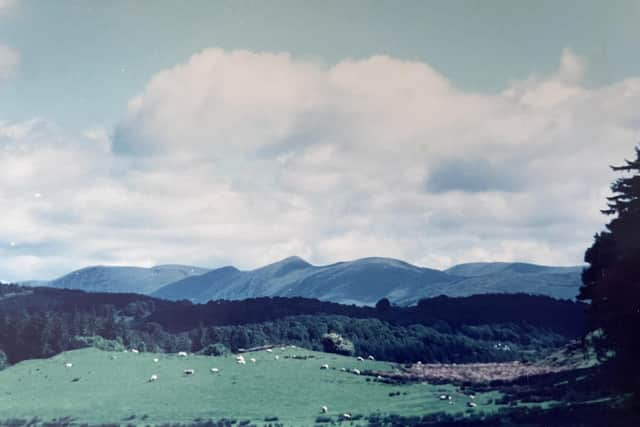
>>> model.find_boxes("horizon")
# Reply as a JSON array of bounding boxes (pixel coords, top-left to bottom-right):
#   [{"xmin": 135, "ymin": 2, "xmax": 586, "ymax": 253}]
[
  {"xmin": 2, "ymin": 1, "xmax": 639, "ymax": 281},
  {"xmin": 12, "ymin": 254, "xmax": 585, "ymax": 283}
]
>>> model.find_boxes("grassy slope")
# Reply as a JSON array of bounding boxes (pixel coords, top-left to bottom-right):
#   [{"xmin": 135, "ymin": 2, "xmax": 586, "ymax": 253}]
[{"xmin": 0, "ymin": 348, "xmax": 501, "ymax": 426}]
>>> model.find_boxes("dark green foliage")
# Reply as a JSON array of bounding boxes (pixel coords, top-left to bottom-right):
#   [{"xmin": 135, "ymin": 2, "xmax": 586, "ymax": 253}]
[
  {"xmin": 0, "ymin": 283, "xmax": 585, "ymax": 366},
  {"xmin": 579, "ymin": 145, "xmax": 640, "ymax": 392},
  {"xmin": 197, "ymin": 343, "xmax": 230, "ymax": 356},
  {"xmin": 0, "ymin": 350, "xmax": 7, "ymax": 370}
]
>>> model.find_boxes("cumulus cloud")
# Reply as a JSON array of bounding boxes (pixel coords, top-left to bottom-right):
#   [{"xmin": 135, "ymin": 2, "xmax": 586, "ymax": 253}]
[
  {"xmin": 0, "ymin": 43, "xmax": 19, "ymax": 80},
  {"xmin": 0, "ymin": 0, "xmax": 15, "ymax": 15},
  {"xmin": 2, "ymin": 48, "xmax": 640, "ymax": 281}
]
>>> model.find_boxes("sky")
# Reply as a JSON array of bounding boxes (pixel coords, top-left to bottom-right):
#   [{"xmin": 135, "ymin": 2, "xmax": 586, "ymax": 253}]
[{"xmin": 1, "ymin": 0, "xmax": 640, "ymax": 281}]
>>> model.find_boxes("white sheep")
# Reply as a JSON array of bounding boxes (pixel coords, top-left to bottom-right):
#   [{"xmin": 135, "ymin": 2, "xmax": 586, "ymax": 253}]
[
  {"xmin": 439, "ymin": 394, "xmax": 447, "ymax": 400},
  {"xmin": 352, "ymin": 368, "xmax": 361, "ymax": 375},
  {"xmin": 177, "ymin": 351, "xmax": 188, "ymax": 357},
  {"xmin": 467, "ymin": 402, "xmax": 477, "ymax": 408},
  {"xmin": 274, "ymin": 355, "xmax": 279, "ymax": 360},
  {"xmin": 153, "ymin": 358, "xmax": 159, "ymax": 363},
  {"xmin": 131, "ymin": 349, "xmax": 139, "ymax": 354},
  {"xmin": 342, "ymin": 413, "xmax": 352, "ymax": 420},
  {"xmin": 183, "ymin": 369, "xmax": 195, "ymax": 375},
  {"xmin": 210, "ymin": 368, "xmax": 219, "ymax": 373},
  {"xmin": 266, "ymin": 348, "xmax": 273, "ymax": 353},
  {"xmin": 149, "ymin": 374, "xmax": 158, "ymax": 382},
  {"xmin": 367, "ymin": 355, "xmax": 375, "ymax": 360},
  {"xmin": 250, "ymin": 357, "xmax": 256, "ymax": 363},
  {"xmin": 356, "ymin": 356, "xmax": 364, "ymax": 361},
  {"xmin": 340, "ymin": 368, "xmax": 346, "ymax": 372},
  {"xmin": 321, "ymin": 405, "xmax": 328, "ymax": 413},
  {"xmin": 320, "ymin": 364, "xmax": 329, "ymax": 370},
  {"xmin": 64, "ymin": 362, "xmax": 73, "ymax": 368}
]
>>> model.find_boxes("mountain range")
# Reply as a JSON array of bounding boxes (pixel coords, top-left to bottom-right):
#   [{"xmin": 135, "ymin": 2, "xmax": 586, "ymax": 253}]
[{"xmin": 25, "ymin": 257, "xmax": 583, "ymax": 305}]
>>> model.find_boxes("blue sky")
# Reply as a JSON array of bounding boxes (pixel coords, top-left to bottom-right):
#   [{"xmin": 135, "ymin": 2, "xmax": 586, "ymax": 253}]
[{"xmin": 1, "ymin": 0, "xmax": 639, "ymax": 280}]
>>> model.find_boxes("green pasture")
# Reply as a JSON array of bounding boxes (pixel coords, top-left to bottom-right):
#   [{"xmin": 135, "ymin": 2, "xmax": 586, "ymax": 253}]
[{"xmin": 0, "ymin": 347, "xmax": 501, "ymax": 426}]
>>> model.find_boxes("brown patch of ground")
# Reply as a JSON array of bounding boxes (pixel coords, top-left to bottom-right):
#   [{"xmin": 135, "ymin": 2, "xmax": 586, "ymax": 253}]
[{"xmin": 374, "ymin": 361, "xmax": 571, "ymax": 385}]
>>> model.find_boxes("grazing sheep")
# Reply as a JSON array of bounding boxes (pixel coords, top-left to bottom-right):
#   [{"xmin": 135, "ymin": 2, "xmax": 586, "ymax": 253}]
[
  {"xmin": 250, "ymin": 357, "xmax": 257, "ymax": 363},
  {"xmin": 210, "ymin": 368, "xmax": 219, "ymax": 373},
  {"xmin": 356, "ymin": 356, "xmax": 364, "ymax": 361},
  {"xmin": 153, "ymin": 358, "xmax": 159, "ymax": 363},
  {"xmin": 64, "ymin": 363, "xmax": 73, "ymax": 368},
  {"xmin": 183, "ymin": 369, "xmax": 195, "ymax": 375},
  {"xmin": 342, "ymin": 413, "xmax": 352, "ymax": 420},
  {"xmin": 149, "ymin": 374, "xmax": 158, "ymax": 382},
  {"xmin": 467, "ymin": 402, "xmax": 477, "ymax": 408},
  {"xmin": 439, "ymin": 394, "xmax": 448, "ymax": 400},
  {"xmin": 340, "ymin": 368, "xmax": 346, "ymax": 372},
  {"xmin": 131, "ymin": 349, "xmax": 139, "ymax": 354},
  {"xmin": 469, "ymin": 394, "xmax": 475, "ymax": 400},
  {"xmin": 368, "ymin": 355, "xmax": 375, "ymax": 361},
  {"xmin": 320, "ymin": 364, "xmax": 329, "ymax": 370},
  {"xmin": 321, "ymin": 405, "xmax": 328, "ymax": 413},
  {"xmin": 266, "ymin": 349, "xmax": 273, "ymax": 353},
  {"xmin": 352, "ymin": 368, "xmax": 361, "ymax": 375},
  {"xmin": 274, "ymin": 355, "xmax": 279, "ymax": 360},
  {"xmin": 177, "ymin": 351, "xmax": 188, "ymax": 357}
]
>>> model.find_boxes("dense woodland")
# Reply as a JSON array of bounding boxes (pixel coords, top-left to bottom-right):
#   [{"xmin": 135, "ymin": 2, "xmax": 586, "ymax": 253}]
[{"xmin": 0, "ymin": 284, "xmax": 586, "ymax": 365}]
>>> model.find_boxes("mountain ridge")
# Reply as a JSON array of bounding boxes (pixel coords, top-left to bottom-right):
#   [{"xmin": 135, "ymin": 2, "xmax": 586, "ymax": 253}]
[{"xmin": 26, "ymin": 257, "xmax": 584, "ymax": 305}]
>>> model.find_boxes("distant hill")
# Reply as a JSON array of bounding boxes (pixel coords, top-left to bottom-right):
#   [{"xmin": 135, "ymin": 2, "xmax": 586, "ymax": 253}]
[
  {"xmin": 45, "ymin": 264, "xmax": 209, "ymax": 295},
  {"xmin": 443, "ymin": 262, "xmax": 584, "ymax": 301},
  {"xmin": 151, "ymin": 257, "xmax": 583, "ymax": 305}
]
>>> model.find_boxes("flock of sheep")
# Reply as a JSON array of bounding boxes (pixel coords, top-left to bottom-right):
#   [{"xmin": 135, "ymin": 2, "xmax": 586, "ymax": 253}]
[{"xmin": 62, "ymin": 346, "xmax": 479, "ymax": 418}]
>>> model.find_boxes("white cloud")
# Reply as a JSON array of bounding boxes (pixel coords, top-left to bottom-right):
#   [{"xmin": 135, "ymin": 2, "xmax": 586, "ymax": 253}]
[
  {"xmin": 0, "ymin": 0, "xmax": 15, "ymax": 15},
  {"xmin": 0, "ymin": 43, "xmax": 19, "ymax": 80},
  {"xmin": 2, "ymin": 48, "xmax": 640, "ymax": 281}
]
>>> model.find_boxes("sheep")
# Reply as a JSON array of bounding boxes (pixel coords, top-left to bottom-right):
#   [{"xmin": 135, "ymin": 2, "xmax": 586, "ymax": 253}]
[
  {"xmin": 367, "ymin": 355, "xmax": 375, "ymax": 361},
  {"xmin": 250, "ymin": 357, "xmax": 257, "ymax": 363},
  {"xmin": 340, "ymin": 368, "xmax": 346, "ymax": 372},
  {"xmin": 467, "ymin": 402, "xmax": 477, "ymax": 408},
  {"xmin": 210, "ymin": 368, "xmax": 219, "ymax": 373},
  {"xmin": 342, "ymin": 413, "xmax": 352, "ymax": 420},
  {"xmin": 177, "ymin": 351, "xmax": 188, "ymax": 357},
  {"xmin": 183, "ymin": 369, "xmax": 195, "ymax": 375},
  {"xmin": 352, "ymin": 368, "xmax": 361, "ymax": 375},
  {"xmin": 148, "ymin": 374, "xmax": 158, "ymax": 382},
  {"xmin": 469, "ymin": 394, "xmax": 475, "ymax": 400},
  {"xmin": 274, "ymin": 355, "xmax": 279, "ymax": 360},
  {"xmin": 153, "ymin": 357, "xmax": 159, "ymax": 363},
  {"xmin": 356, "ymin": 356, "xmax": 364, "ymax": 361},
  {"xmin": 320, "ymin": 364, "xmax": 329, "ymax": 370},
  {"xmin": 321, "ymin": 405, "xmax": 328, "ymax": 414},
  {"xmin": 64, "ymin": 363, "xmax": 73, "ymax": 368},
  {"xmin": 131, "ymin": 349, "xmax": 139, "ymax": 354},
  {"xmin": 266, "ymin": 349, "xmax": 273, "ymax": 353}
]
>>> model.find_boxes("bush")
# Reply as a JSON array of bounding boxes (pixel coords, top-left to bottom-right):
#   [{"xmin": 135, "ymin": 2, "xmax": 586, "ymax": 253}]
[
  {"xmin": 70, "ymin": 336, "xmax": 125, "ymax": 352},
  {"xmin": 197, "ymin": 343, "xmax": 231, "ymax": 356},
  {"xmin": 321, "ymin": 332, "xmax": 355, "ymax": 356},
  {"xmin": 0, "ymin": 350, "xmax": 7, "ymax": 371}
]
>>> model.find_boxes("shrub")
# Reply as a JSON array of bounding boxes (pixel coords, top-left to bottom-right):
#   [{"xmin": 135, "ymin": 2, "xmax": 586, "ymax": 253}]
[
  {"xmin": 321, "ymin": 332, "xmax": 355, "ymax": 356},
  {"xmin": 198, "ymin": 343, "xmax": 231, "ymax": 356},
  {"xmin": 70, "ymin": 336, "xmax": 125, "ymax": 352}
]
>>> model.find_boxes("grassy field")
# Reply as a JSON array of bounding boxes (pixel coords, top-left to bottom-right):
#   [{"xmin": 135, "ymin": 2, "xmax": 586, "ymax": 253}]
[{"xmin": 0, "ymin": 347, "xmax": 502, "ymax": 426}]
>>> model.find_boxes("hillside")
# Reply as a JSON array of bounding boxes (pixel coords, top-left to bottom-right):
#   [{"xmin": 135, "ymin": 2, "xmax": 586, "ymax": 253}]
[
  {"xmin": 0, "ymin": 347, "xmax": 499, "ymax": 425},
  {"xmin": 152, "ymin": 257, "xmax": 582, "ymax": 304},
  {"xmin": 442, "ymin": 262, "xmax": 583, "ymax": 301},
  {"xmin": 45, "ymin": 264, "xmax": 209, "ymax": 295}
]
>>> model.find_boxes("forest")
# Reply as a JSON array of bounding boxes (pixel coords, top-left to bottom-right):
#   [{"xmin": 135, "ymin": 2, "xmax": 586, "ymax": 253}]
[{"xmin": 0, "ymin": 284, "xmax": 586, "ymax": 366}]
